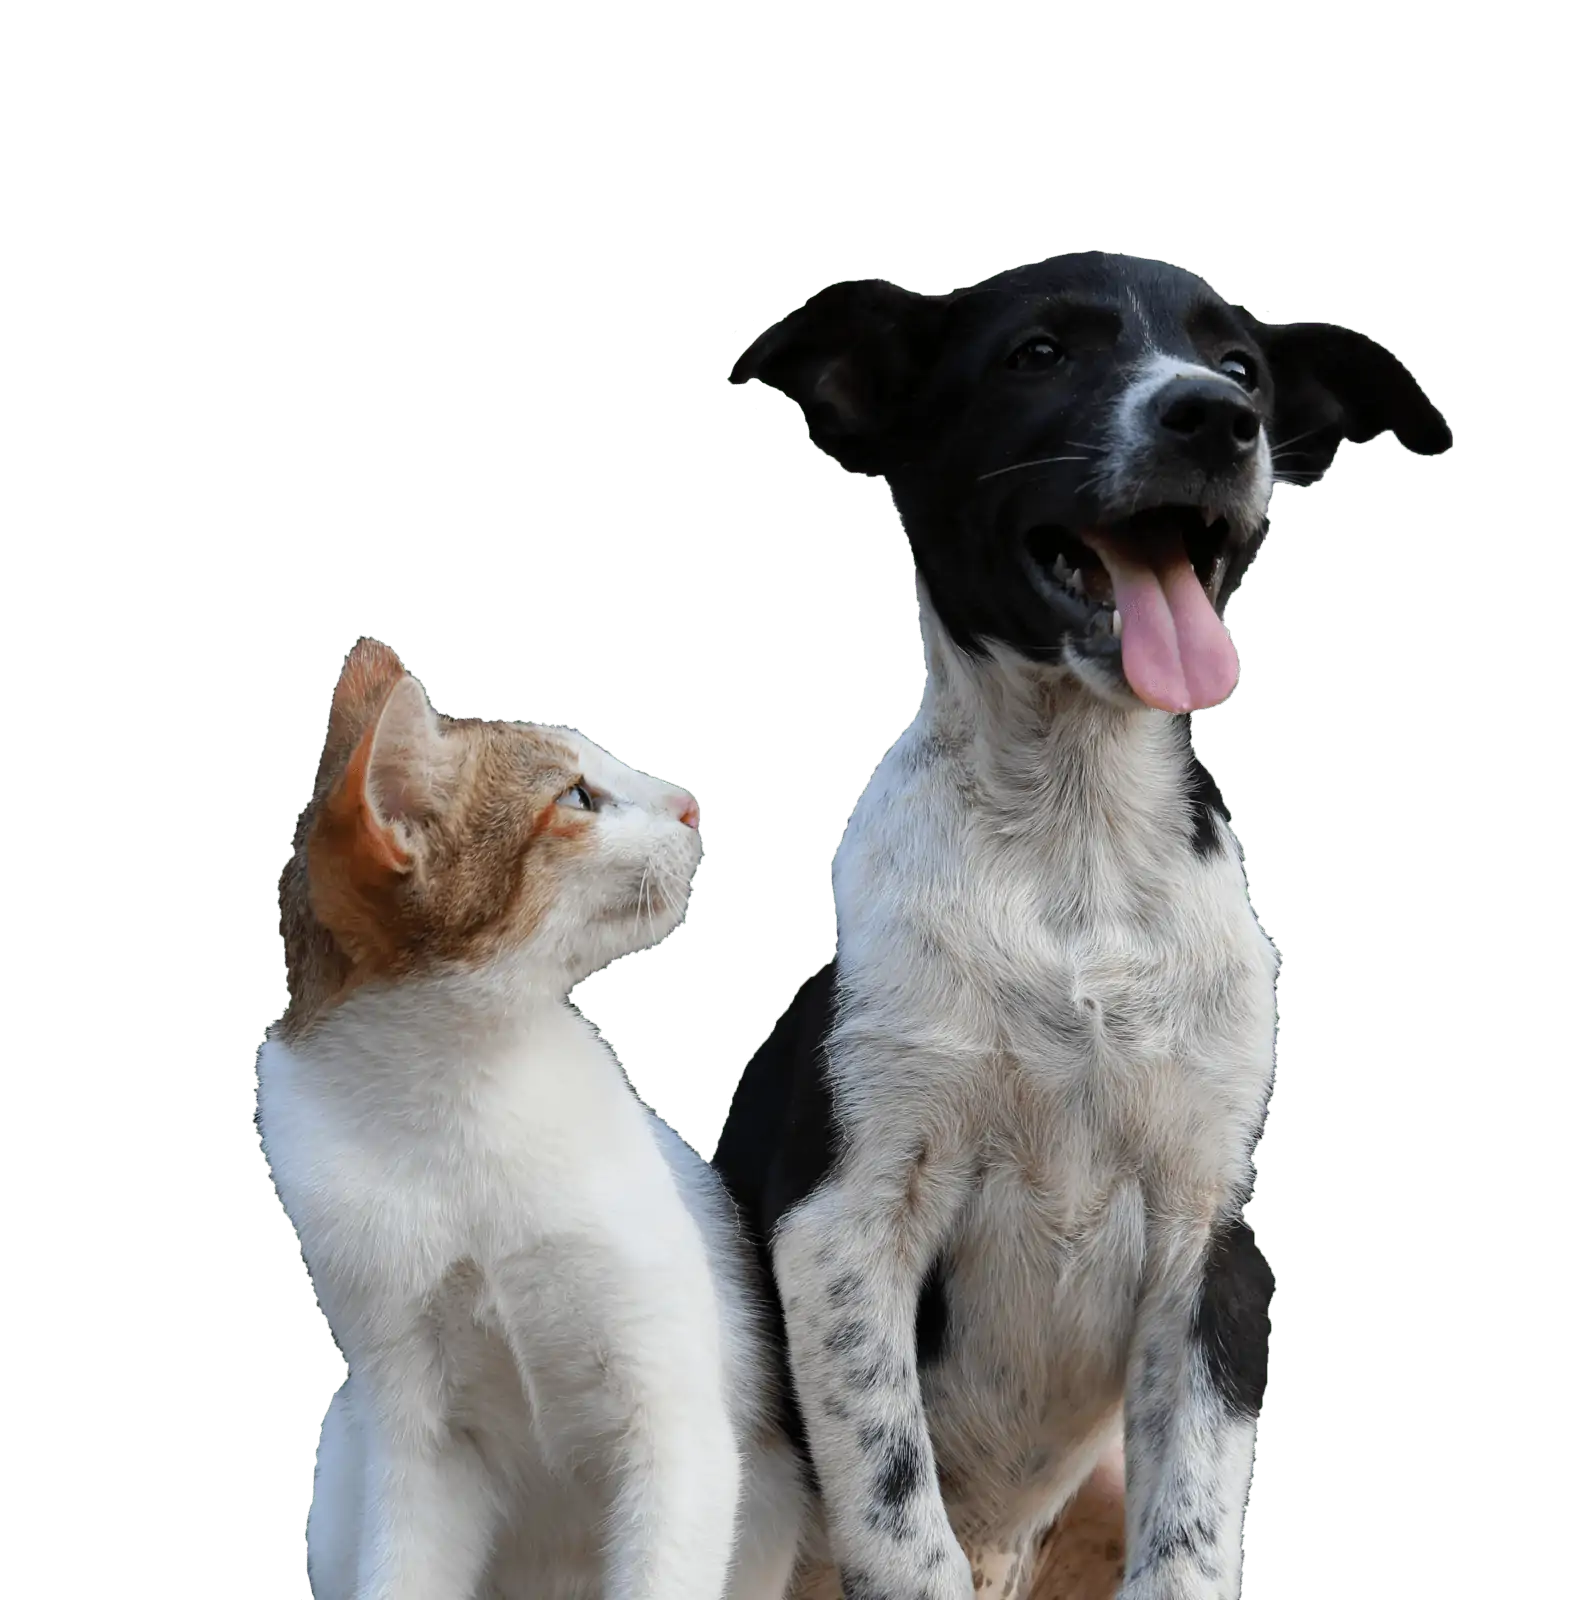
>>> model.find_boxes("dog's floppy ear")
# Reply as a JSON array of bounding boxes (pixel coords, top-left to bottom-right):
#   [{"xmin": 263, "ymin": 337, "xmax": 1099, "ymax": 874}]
[
  {"xmin": 1235, "ymin": 312, "xmax": 1452, "ymax": 486},
  {"xmin": 730, "ymin": 280, "xmax": 948, "ymax": 475}
]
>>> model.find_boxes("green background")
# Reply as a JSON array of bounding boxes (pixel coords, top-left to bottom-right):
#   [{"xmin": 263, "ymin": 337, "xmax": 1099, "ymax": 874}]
[{"xmin": 0, "ymin": 0, "xmax": 1580, "ymax": 1593}]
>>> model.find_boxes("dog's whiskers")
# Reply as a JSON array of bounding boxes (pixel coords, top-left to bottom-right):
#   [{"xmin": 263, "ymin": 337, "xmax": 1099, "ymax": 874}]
[
  {"xmin": 1265, "ymin": 429, "xmax": 1321, "ymax": 455},
  {"xmin": 976, "ymin": 454, "xmax": 1092, "ymax": 482}
]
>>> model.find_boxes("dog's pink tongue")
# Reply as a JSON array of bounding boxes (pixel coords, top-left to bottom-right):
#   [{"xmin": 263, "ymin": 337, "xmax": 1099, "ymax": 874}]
[{"xmin": 1082, "ymin": 530, "xmax": 1239, "ymax": 712}]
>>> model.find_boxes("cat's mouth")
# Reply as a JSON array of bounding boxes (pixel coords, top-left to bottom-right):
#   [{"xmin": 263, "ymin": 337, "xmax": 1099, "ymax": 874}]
[{"xmin": 600, "ymin": 864, "xmax": 694, "ymax": 929}]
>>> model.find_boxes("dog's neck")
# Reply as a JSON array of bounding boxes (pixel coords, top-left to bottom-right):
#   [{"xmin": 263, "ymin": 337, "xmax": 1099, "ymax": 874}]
[{"xmin": 915, "ymin": 580, "xmax": 1196, "ymax": 845}]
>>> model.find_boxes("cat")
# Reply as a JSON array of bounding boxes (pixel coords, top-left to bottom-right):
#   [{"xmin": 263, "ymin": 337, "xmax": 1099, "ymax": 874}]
[{"xmin": 256, "ymin": 638, "xmax": 806, "ymax": 1600}]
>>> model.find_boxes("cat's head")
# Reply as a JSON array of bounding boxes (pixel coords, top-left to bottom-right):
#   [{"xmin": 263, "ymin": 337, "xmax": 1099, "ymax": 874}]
[{"xmin": 278, "ymin": 639, "xmax": 702, "ymax": 1034}]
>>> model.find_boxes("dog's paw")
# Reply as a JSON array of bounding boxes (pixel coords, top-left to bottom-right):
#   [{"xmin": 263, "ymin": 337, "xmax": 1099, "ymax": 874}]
[
  {"xmin": 838, "ymin": 1541, "xmax": 974, "ymax": 1600},
  {"xmin": 1115, "ymin": 1577, "xmax": 1208, "ymax": 1600}
]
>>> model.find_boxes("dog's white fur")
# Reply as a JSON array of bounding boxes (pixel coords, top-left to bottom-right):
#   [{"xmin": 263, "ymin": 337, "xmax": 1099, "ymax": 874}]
[
  {"xmin": 1100, "ymin": 354, "xmax": 1275, "ymax": 525},
  {"xmin": 728, "ymin": 261, "xmax": 1447, "ymax": 1597},
  {"xmin": 258, "ymin": 732, "xmax": 804, "ymax": 1600},
  {"xmin": 775, "ymin": 589, "xmax": 1277, "ymax": 1599}
]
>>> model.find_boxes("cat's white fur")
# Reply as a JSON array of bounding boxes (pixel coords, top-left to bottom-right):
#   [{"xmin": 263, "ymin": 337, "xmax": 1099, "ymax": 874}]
[{"xmin": 258, "ymin": 721, "xmax": 805, "ymax": 1600}]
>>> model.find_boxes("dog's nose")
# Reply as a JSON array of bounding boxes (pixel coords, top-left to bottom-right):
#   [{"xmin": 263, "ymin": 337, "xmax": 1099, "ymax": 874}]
[{"xmin": 1154, "ymin": 378, "xmax": 1260, "ymax": 472}]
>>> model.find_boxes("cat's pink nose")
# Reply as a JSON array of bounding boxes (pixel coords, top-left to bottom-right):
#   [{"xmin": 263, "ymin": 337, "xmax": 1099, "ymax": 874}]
[{"xmin": 673, "ymin": 794, "xmax": 700, "ymax": 830}]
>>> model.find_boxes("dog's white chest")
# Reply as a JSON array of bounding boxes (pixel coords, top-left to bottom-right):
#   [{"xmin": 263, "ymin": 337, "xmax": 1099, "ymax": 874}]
[
  {"xmin": 835, "ymin": 731, "xmax": 1277, "ymax": 1165},
  {"xmin": 827, "ymin": 705, "xmax": 1278, "ymax": 1539}
]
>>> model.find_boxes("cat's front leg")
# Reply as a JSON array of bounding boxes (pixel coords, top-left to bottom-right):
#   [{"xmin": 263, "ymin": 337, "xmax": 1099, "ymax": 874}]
[
  {"xmin": 494, "ymin": 1239, "xmax": 744, "ymax": 1600},
  {"xmin": 1120, "ymin": 1218, "xmax": 1273, "ymax": 1600},
  {"xmin": 600, "ymin": 1399, "xmax": 743, "ymax": 1600},
  {"xmin": 773, "ymin": 1141, "xmax": 976, "ymax": 1600},
  {"xmin": 347, "ymin": 1333, "xmax": 501, "ymax": 1600}
]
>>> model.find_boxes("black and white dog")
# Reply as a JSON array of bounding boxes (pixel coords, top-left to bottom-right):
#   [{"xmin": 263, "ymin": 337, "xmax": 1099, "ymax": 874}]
[{"xmin": 713, "ymin": 253, "xmax": 1449, "ymax": 1600}]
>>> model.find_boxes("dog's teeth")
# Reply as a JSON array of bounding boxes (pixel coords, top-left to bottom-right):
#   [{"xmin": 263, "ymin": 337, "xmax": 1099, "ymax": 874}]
[
  {"xmin": 1111, "ymin": 608, "xmax": 1123, "ymax": 638},
  {"xmin": 1201, "ymin": 507, "xmax": 1219, "ymax": 527}
]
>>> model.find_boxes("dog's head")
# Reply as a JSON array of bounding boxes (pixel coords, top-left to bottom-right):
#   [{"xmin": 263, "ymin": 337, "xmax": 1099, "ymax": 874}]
[{"xmin": 732, "ymin": 253, "xmax": 1450, "ymax": 712}]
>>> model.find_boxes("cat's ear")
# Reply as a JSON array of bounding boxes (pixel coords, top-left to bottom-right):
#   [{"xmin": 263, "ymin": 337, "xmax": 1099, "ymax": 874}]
[
  {"xmin": 316, "ymin": 637, "xmax": 405, "ymax": 791},
  {"xmin": 729, "ymin": 279, "xmax": 949, "ymax": 475},
  {"xmin": 308, "ymin": 667, "xmax": 457, "ymax": 961},
  {"xmin": 308, "ymin": 648, "xmax": 460, "ymax": 963},
  {"xmin": 362, "ymin": 675, "xmax": 458, "ymax": 831},
  {"xmin": 323, "ymin": 672, "xmax": 456, "ymax": 875}
]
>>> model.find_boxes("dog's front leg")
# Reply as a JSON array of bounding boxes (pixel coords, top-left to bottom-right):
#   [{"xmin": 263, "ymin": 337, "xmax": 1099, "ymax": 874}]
[
  {"xmin": 1119, "ymin": 1216, "xmax": 1273, "ymax": 1600},
  {"xmin": 774, "ymin": 1143, "xmax": 974, "ymax": 1600}
]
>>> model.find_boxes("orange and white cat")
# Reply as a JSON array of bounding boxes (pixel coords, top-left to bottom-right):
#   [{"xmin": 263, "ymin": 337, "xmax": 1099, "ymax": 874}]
[{"xmin": 256, "ymin": 640, "xmax": 806, "ymax": 1600}]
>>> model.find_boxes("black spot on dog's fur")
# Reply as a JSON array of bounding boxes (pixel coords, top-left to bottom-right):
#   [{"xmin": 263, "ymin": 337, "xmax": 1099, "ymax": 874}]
[
  {"xmin": 1133, "ymin": 1402, "xmax": 1172, "ymax": 1459},
  {"xmin": 1130, "ymin": 1520, "xmax": 1219, "ymax": 1582},
  {"xmin": 901, "ymin": 729, "xmax": 968, "ymax": 774},
  {"xmin": 1179, "ymin": 716, "xmax": 1231, "ymax": 858},
  {"xmin": 839, "ymin": 1570, "xmax": 892, "ymax": 1600},
  {"xmin": 712, "ymin": 963, "xmax": 843, "ymax": 1472},
  {"xmin": 826, "ymin": 1318, "xmax": 872, "ymax": 1355},
  {"xmin": 861, "ymin": 1422, "xmax": 930, "ymax": 1539},
  {"xmin": 829, "ymin": 1269, "xmax": 865, "ymax": 1306},
  {"xmin": 1137, "ymin": 1337, "xmax": 1167, "ymax": 1394},
  {"xmin": 915, "ymin": 1254, "xmax": 950, "ymax": 1365},
  {"xmin": 714, "ymin": 962, "xmax": 842, "ymax": 1244},
  {"xmin": 1195, "ymin": 1217, "xmax": 1274, "ymax": 1417},
  {"xmin": 844, "ymin": 1350, "xmax": 900, "ymax": 1390},
  {"xmin": 874, "ymin": 1427, "xmax": 928, "ymax": 1510}
]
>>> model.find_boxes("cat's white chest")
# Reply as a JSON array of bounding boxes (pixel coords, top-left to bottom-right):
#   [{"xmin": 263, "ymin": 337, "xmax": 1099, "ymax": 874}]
[{"xmin": 257, "ymin": 1016, "xmax": 657, "ymax": 1310}]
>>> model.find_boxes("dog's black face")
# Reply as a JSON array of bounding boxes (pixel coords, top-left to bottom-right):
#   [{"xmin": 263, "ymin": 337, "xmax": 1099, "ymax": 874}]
[{"xmin": 732, "ymin": 253, "xmax": 1450, "ymax": 711}]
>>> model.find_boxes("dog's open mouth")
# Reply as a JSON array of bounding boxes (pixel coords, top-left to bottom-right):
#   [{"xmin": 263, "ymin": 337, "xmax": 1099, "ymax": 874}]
[{"xmin": 1025, "ymin": 506, "xmax": 1241, "ymax": 713}]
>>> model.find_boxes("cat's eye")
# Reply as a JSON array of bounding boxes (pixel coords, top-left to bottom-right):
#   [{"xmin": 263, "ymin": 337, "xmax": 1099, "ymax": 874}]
[
  {"xmin": 1219, "ymin": 351, "xmax": 1258, "ymax": 389},
  {"xmin": 1007, "ymin": 336, "xmax": 1065, "ymax": 372},
  {"xmin": 556, "ymin": 782, "xmax": 596, "ymax": 812}
]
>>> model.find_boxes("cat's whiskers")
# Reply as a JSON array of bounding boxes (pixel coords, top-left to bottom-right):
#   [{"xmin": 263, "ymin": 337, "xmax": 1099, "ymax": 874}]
[
  {"xmin": 633, "ymin": 859, "xmax": 656, "ymax": 936},
  {"xmin": 636, "ymin": 856, "xmax": 694, "ymax": 933}
]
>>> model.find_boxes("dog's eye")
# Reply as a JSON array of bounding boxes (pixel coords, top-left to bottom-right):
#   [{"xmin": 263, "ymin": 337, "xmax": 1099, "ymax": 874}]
[
  {"xmin": 556, "ymin": 782, "xmax": 596, "ymax": 812},
  {"xmin": 1008, "ymin": 337, "xmax": 1065, "ymax": 372},
  {"xmin": 1219, "ymin": 352, "xmax": 1258, "ymax": 389}
]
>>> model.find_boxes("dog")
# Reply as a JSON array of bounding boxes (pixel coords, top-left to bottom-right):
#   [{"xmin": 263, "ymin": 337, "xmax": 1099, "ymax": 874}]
[{"xmin": 713, "ymin": 252, "xmax": 1449, "ymax": 1600}]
